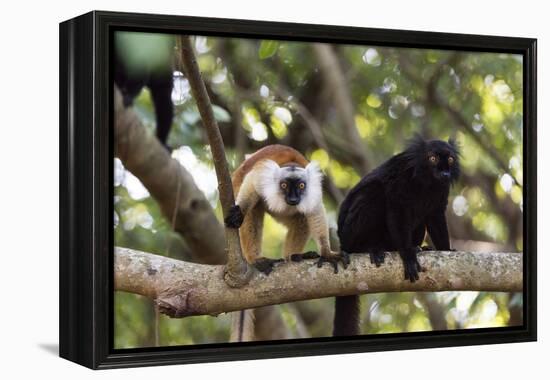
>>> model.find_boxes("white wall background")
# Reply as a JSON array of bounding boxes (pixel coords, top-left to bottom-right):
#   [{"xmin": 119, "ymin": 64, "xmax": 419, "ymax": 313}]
[{"xmin": 0, "ymin": 0, "xmax": 546, "ymax": 378}]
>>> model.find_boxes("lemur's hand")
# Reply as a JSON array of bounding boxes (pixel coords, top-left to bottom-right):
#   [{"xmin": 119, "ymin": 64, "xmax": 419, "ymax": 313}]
[
  {"xmin": 224, "ymin": 205, "xmax": 244, "ymax": 228},
  {"xmin": 401, "ymin": 248, "xmax": 425, "ymax": 283},
  {"xmin": 368, "ymin": 251, "xmax": 386, "ymax": 267},
  {"xmin": 254, "ymin": 257, "xmax": 284, "ymax": 275},
  {"xmin": 316, "ymin": 251, "xmax": 350, "ymax": 274},
  {"xmin": 290, "ymin": 251, "xmax": 320, "ymax": 262}
]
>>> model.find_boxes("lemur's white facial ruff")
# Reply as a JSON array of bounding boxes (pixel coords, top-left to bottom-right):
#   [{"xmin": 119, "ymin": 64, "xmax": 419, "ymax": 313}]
[{"xmin": 254, "ymin": 160, "xmax": 323, "ymax": 214}]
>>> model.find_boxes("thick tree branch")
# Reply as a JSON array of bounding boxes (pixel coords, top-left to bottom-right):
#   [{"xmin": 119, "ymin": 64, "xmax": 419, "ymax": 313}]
[
  {"xmin": 114, "ymin": 87, "xmax": 226, "ymax": 264},
  {"xmin": 115, "ymin": 247, "xmax": 523, "ymax": 318},
  {"xmin": 113, "ymin": 74, "xmax": 301, "ymax": 340},
  {"xmin": 178, "ymin": 36, "xmax": 251, "ymax": 287}
]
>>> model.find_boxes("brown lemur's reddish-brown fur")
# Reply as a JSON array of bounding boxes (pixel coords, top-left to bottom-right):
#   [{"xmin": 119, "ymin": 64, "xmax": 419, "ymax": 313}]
[
  {"xmin": 231, "ymin": 144, "xmax": 309, "ymax": 193},
  {"xmin": 226, "ymin": 144, "xmax": 348, "ymax": 268}
]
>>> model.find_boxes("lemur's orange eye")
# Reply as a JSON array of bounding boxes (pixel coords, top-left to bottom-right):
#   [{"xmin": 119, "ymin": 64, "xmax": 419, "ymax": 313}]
[
  {"xmin": 429, "ymin": 155, "xmax": 437, "ymax": 164},
  {"xmin": 280, "ymin": 182, "xmax": 287, "ymax": 190},
  {"xmin": 448, "ymin": 156, "xmax": 454, "ymax": 165},
  {"xmin": 298, "ymin": 182, "xmax": 305, "ymax": 190}
]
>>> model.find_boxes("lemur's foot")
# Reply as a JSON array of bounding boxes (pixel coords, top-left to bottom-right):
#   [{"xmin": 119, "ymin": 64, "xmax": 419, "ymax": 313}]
[
  {"xmin": 316, "ymin": 251, "xmax": 350, "ymax": 274},
  {"xmin": 290, "ymin": 251, "xmax": 320, "ymax": 262},
  {"xmin": 254, "ymin": 257, "xmax": 284, "ymax": 275},
  {"xmin": 418, "ymin": 245, "xmax": 456, "ymax": 252},
  {"xmin": 414, "ymin": 246, "xmax": 428, "ymax": 270},
  {"xmin": 224, "ymin": 205, "xmax": 244, "ymax": 228},
  {"xmin": 401, "ymin": 249, "xmax": 424, "ymax": 283},
  {"xmin": 403, "ymin": 257, "xmax": 422, "ymax": 283},
  {"xmin": 370, "ymin": 251, "xmax": 386, "ymax": 267}
]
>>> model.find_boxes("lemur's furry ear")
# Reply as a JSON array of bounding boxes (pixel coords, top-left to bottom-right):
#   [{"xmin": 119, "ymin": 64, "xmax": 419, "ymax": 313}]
[
  {"xmin": 305, "ymin": 161, "xmax": 323, "ymax": 183},
  {"xmin": 257, "ymin": 159, "xmax": 281, "ymax": 180},
  {"xmin": 448, "ymin": 138, "xmax": 460, "ymax": 155},
  {"xmin": 298, "ymin": 161, "xmax": 323, "ymax": 214},
  {"xmin": 256, "ymin": 159, "xmax": 281, "ymax": 192},
  {"xmin": 255, "ymin": 160, "xmax": 286, "ymax": 214},
  {"xmin": 406, "ymin": 133, "xmax": 427, "ymax": 152}
]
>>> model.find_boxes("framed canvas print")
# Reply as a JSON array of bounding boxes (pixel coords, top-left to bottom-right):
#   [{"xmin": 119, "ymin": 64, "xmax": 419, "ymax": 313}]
[{"xmin": 59, "ymin": 11, "xmax": 537, "ymax": 369}]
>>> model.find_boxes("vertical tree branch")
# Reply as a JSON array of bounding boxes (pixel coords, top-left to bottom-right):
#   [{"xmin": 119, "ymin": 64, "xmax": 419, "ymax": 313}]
[
  {"xmin": 178, "ymin": 36, "xmax": 251, "ymax": 287},
  {"xmin": 416, "ymin": 293, "xmax": 448, "ymax": 330},
  {"xmin": 507, "ymin": 292, "xmax": 523, "ymax": 326},
  {"xmin": 253, "ymin": 306, "xmax": 292, "ymax": 340},
  {"xmin": 115, "ymin": 84, "xmax": 294, "ymax": 340},
  {"xmin": 313, "ymin": 43, "xmax": 370, "ymax": 175}
]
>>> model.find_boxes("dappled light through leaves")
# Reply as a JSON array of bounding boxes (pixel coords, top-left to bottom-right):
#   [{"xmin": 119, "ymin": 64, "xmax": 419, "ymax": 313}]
[{"xmin": 114, "ymin": 32, "xmax": 524, "ymax": 348}]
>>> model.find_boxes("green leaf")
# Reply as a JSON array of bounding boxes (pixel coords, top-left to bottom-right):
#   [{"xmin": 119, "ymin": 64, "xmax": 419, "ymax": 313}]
[
  {"xmin": 212, "ymin": 105, "xmax": 231, "ymax": 122},
  {"xmin": 182, "ymin": 107, "xmax": 201, "ymax": 125},
  {"xmin": 259, "ymin": 40, "xmax": 279, "ymax": 59}
]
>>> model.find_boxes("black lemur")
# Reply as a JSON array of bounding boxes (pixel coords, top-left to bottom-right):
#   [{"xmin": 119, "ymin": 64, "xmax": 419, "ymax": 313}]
[
  {"xmin": 114, "ymin": 40, "xmax": 174, "ymax": 150},
  {"xmin": 334, "ymin": 136, "xmax": 460, "ymax": 336}
]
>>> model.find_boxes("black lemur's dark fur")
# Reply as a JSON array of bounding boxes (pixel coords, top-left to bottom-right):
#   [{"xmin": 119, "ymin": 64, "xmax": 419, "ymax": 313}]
[
  {"xmin": 114, "ymin": 49, "xmax": 174, "ymax": 150},
  {"xmin": 334, "ymin": 136, "xmax": 460, "ymax": 336}
]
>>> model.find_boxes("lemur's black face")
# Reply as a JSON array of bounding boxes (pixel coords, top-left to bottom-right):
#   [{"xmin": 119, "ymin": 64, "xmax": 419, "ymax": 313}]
[
  {"xmin": 280, "ymin": 178, "xmax": 306, "ymax": 206},
  {"xmin": 424, "ymin": 140, "xmax": 460, "ymax": 184}
]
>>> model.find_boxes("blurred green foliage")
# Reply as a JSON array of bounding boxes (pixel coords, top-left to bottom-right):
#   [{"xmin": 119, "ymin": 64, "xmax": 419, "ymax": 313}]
[{"xmin": 114, "ymin": 33, "xmax": 523, "ymax": 349}]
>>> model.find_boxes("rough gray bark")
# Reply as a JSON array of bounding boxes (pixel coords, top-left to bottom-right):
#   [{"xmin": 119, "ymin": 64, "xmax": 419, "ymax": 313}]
[
  {"xmin": 115, "ymin": 247, "xmax": 523, "ymax": 317},
  {"xmin": 114, "ymin": 87, "xmax": 226, "ymax": 264},
  {"xmin": 178, "ymin": 36, "xmax": 251, "ymax": 287}
]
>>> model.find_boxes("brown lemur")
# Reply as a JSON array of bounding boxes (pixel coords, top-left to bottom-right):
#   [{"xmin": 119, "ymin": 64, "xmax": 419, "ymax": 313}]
[
  {"xmin": 224, "ymin": 144, "xmax": 347, "ymax": 341},
  {"xmin": 225, "ymin": 144, "xmax": 347, "ymax": 272}
]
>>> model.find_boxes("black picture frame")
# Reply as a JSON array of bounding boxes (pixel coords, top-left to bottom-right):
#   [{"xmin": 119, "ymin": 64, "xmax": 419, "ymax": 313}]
[{"xmin": 59, "ymin": 10, "xmax": 537, "ymax": 369}]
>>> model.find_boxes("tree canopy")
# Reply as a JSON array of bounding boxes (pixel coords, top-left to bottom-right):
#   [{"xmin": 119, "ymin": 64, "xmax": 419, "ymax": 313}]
[{"xmin": 114, "ymin": 33, "xmax": 523, "ymax": 348}]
